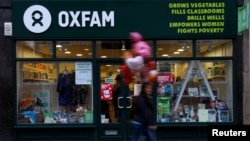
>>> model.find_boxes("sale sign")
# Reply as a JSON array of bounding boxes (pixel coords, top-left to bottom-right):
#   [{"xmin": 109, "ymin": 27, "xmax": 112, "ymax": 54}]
[
  {"xmin": 157, "ymin": 73, "xmax": 174, "ymax": 83},
  {"xmin": 157, "ymin": 73, "xmax": 174, "ymax": 96},
  {"xmin": 100, "ymin": 83, "xmax": 113, "ymax": 100}
]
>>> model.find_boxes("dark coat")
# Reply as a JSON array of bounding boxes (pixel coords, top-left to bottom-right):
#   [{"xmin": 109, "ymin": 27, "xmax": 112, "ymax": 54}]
[
  {"xmin": 57, "ymin": 73, "xmax": 73, "ymax": 106},
  {"xmin": 134, "ymin": 91, "xmax": 154, "ymax": 126}
]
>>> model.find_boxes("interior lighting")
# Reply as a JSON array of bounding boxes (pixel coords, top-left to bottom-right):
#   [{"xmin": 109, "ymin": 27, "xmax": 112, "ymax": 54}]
[
  {"xmin": 121, "ymin": 41, "xmax": 126, "ymax": 51},
  {"xmin": 76, "ymin": 54, "xmax": 82, "ymax": 56},
  {"xmin": 177, "ymin": 49, "xmax": 184, "ymax": 52},
  {"xmin": 65, "ymin": 51, "xmax": 71, "ymax": 54},
  {"xmin": 56, "ymin": 44, "xmax": 62, "ymax": 48},
  {"xmin": 162, "ymin": 54, "xmax": 169, "ymax": 57}
]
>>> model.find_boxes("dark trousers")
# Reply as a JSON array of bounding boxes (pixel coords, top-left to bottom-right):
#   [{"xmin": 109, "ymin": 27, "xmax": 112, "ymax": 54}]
[{"xmin": 130, "ymin": 121, "xmax": 156, "ymax": 141}]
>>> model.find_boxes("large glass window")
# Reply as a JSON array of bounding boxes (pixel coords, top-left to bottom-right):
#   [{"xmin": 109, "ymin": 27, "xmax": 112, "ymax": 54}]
[
  {"xmin": 156, "ymin": 40, "xmax": 193, "ymax": 57},
  {"xmin": 196, "ymin": 39, "xmax": 232, "ymax": 57},
  {"xmin": 156, "ymin": 60, "xmax": 233, "ymax": 123},
  {"xmin": 96, "ymin": 40, "xmax": 153, "ymax": 58},
  {"xmin": 56, "ymin": 41, "xmax": 92, "ymax": 58},
  {"xmin": 17, "ymin": 61, "xmax": 93, "ymax": 124},
  {"xmin": 16, "ymin": 41, "xmax": 53, "ymax": 58},
  {"xmin": 156, "ymin": 39, "xmax": 232, "ymax": 57}
]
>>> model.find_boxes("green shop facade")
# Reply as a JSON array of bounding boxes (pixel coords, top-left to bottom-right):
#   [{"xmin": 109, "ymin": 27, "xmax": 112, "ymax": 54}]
[{"xmin": 12, "ymin": 0, "xmax": 241, "ymax": 141}]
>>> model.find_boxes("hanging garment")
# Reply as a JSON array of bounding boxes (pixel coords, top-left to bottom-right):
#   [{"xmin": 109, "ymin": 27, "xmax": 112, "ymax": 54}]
[
  {"xmin": 57, "ymin": 73, "xmax": 73, "ymax": 106},
  {"xmin": 71, "ymin": 85, "xmax": 88, "ymax": 106}
]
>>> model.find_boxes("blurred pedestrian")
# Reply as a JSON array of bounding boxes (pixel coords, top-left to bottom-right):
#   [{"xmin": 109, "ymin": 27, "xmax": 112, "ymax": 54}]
[{"xmin": 131, "ymin": 82, "xmax": 157, "ymax": 141}]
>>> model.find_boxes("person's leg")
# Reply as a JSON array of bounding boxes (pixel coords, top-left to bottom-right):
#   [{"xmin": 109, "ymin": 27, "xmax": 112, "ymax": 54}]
[
  {"xmin": 131, "ymin": 122, "xmax": 144, "ymax": 141},
  {"xmin": 145, "ymin": 129, "xmax": 156, "ymax": 141}
]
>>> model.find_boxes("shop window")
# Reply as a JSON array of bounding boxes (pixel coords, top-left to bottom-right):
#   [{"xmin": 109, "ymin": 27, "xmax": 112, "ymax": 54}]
[
  {"xmin": 16, "ymin": 41, "xmax": 53, "ymax": 58},
  {"xmin": 56, "ymin": 41, "xmax": 92, "ymax": 58},
  {"xmin": 17, "ymin": 61, "xmax": 94, "ymax": 124},
  {"xmin": 96, "ymin": 40, "xmax": 153, "ymax": 58},
  {"xmin": 196, "ymin": 39, "xmax": 232, "ymax": 57},
  {"xmin": 156, "ymin": 40, "xmax": 193, "ymax": 57},
  {"xmin": 156, "ymin": 60, "xmax": 233, "ymax": 123}
]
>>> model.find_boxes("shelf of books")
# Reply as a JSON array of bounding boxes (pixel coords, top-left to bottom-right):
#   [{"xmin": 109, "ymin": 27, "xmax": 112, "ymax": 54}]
[{"xmin": 157, "ymin": 61, "xmax": 229, "ymax": 123}]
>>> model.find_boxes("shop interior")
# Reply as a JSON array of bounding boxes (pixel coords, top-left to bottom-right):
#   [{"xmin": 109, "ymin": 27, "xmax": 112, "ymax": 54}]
[{"xmin": 16, "ymin": 39, "xmax": 233, "ymax": 123}]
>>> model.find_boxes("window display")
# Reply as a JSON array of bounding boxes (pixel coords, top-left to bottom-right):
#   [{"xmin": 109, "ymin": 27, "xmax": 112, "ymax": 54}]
[
  {"xmin": 156, "ymin": 60, "xmax": 232, "ymax": 123},
  {"xmin": 17, "ymin": 62, "xmax": 93, "ymax": 124},
  {"xmin": 15, "ymin": 39, "xmax": 234, "ymax": 125}
]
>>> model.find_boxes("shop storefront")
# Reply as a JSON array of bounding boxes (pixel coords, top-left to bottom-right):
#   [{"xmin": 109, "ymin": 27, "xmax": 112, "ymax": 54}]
[{"xmin": 12, "ymin": 0, "xmax": 238, "ymax": 141}]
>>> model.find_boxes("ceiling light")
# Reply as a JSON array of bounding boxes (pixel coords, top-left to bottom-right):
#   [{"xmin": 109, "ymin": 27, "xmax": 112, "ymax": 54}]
[
  {"xmin": 101, "ymin": 56, "xmax": 107, "ymax": 58},
  {"xmin": 76, "ymin": 54, "xmax": 82, "ymax": 56},
  {"xmin": 84, "ymin": 48, "xmax": 89, "ymax": 51},
  {"xmin": 162, "ymin": 54, "xmax": 168, "ymax": 57},
  {"xmin": 158, "ymin": 48, "xmax": 163, "ymax": 50},
  {"xmin": 65, "ymin": 51, "xmax": 71, "ymax": 54},
  {"xmin": 177, "ymin": 49, "xmax": 184, "ymax": 52},
  {"xmin": 121, "ymin": 41, "xmax": 126, "ymax": 51},
  {"xmin": 56, "ymin": 44, "xmax": 62, "ymax": 48},
  {"xmin": 173, "ymin": 52, "xmax": 180, "ymax": 54}
]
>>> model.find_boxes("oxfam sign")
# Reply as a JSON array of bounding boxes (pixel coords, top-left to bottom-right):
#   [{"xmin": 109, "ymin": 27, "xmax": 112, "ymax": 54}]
[
  {"xmin": 23, "ymin": 5, "xmax": 115, "ymax": 34},
  {"xmin": 13, "ymin": 0, "xmax": 236, "ymax": 38},
  {"xmin": 23, "ymin": 5, "xmax": 52, "ymax": 33}
]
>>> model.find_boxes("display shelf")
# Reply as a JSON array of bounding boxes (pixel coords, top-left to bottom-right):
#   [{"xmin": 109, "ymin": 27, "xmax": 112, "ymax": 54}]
[
  {"xmin": 173, "ymin": 60, "xmax": 216, "ymax": 111},
  {"xmin": 23, "ymin": 63, "xmax": 54, "ymax": 82}
]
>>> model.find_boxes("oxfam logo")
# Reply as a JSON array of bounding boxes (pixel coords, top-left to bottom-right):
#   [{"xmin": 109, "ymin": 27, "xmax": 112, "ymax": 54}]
[{"xmin": 23, "ymin": 5, "xmax": 52, "ymax": 33}]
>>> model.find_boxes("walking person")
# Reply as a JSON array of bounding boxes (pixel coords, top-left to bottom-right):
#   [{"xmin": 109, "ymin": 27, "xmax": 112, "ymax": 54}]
[{"xmin": 131, "ymin": 82, "xmax": 157, "ymax": 141}]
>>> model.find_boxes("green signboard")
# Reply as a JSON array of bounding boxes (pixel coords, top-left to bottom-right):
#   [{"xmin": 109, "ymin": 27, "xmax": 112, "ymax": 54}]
[
  {"xmin": 238, "ymin": 4, "xmax": 249, "ymax": 33},
  {"xmin": 12, "ymin": 0, "xmax": 237, "ymax": 39},
  {"xmin": 105, "ymin": 78, "xmax": 114, "ymax": 83},
  {"xmin": 157, "ymin": 97, "xmax": 171, "ymax": 114}
]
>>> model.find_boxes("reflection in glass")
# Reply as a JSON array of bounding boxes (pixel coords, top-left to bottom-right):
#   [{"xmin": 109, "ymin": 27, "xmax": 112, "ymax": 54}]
[
  {"xmin": 17, "ymin": 61, "xmax": 93, "ymax": 124},
  {"xmin": 56, "ymin": 41, "xmax": 92, "ymax": 58},
  {"xmin": 16, "ymin": 41, "xmax": 53, "ymax": 58},
  {"xmin": 96, "ymin": 40, "xmax": 153, "ymax": 58},
  {"xmin": 156, "ymin": 40, "xmax": 193, "ymax": 57},
  {"xmin": 196, "ymin": 39, "xmax": 232, "ymax": 57}
]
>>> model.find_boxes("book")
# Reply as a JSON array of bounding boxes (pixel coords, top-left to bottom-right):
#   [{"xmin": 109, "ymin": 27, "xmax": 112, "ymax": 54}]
[
  {"xmin": 199, "ymin": 85, "xmax": 208, "ymax": 96},
  {"xmin": 157, "ymin": 97, "xmax": 171, "ymax": 114},
  {"xmin": 208, "ymin": 109, "xmax": 217, "ymax": 122},
  {"xmin": 163, "ymin": 83, "xmax": 173, "ymax": 96},
  {"xmin": 218, "ymin": 110, "xmax": 229, "ymax": 122},
  {"xmin": 183, "ymin": 105, "xmax": 190, "ymax": 114},
  {"xmin": 198, "ymin": 103, "xmax": 206, "ymax": 109},
  {"xmin": 188, "ymin": 87, "xmax": 198, "ymax": 96},
  {"xmin": 198, "ymin": 109, "xmax": 209, "ymax": 122}
]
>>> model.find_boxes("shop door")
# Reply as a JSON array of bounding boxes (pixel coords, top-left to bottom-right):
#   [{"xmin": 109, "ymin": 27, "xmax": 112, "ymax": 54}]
[{"xmin": 98, "ymin": 63, "xmax": 137, "ymax": 141}]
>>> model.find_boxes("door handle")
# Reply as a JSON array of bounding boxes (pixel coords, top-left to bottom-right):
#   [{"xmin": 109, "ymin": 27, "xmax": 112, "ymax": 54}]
[
  {"xmin": 126, "ymin": 96, "xmax": 132, "ymax": 109},
  {"xmin": 118, "ymin": 97, "xmax": 124, "ymax": 108}
]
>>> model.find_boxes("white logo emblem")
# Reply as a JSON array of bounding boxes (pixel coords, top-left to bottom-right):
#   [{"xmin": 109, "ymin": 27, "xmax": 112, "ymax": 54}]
[{"xmin": 23, "ymin": 5, "xmax": 51, "ymax": 33}]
